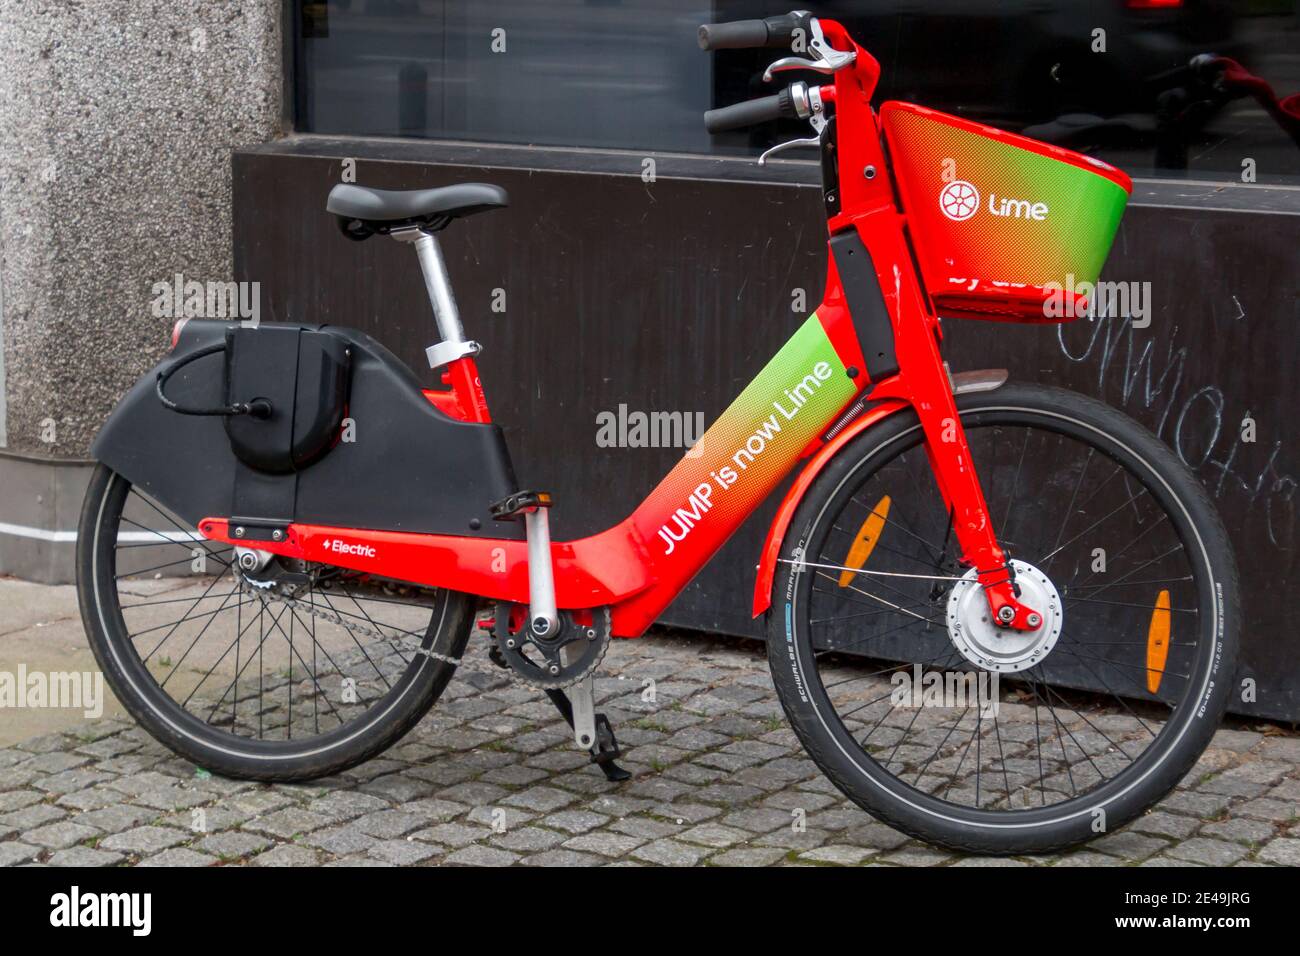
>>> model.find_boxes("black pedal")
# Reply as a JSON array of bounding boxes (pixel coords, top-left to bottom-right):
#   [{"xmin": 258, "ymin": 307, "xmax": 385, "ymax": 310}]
[{"xmin": 489, "ymin": 490, "xmax": 553, "ymax": 522}]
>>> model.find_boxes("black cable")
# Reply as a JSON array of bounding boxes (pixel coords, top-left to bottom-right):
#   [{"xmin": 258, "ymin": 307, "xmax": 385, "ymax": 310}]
[{"xmin": 155, "ymin": 343, "xmax": 271, "ymax": 418}]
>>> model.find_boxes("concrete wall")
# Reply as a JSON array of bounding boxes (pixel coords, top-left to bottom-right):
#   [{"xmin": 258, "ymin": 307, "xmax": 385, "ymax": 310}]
[{"xmin": 0, "ymin": 0, "xmax": 282, "ymax": 579}]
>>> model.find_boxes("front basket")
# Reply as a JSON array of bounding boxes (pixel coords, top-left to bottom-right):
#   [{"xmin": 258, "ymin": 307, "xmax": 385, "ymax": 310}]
[{"xmin": 880, "ymin": 102, "xmax": 1132, "ymax": 322}]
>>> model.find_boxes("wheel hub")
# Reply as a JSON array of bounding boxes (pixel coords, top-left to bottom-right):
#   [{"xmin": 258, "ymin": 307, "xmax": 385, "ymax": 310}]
[{"xmin": 946, "ymin": 559, "xmax": 1063, "ymax": 673}]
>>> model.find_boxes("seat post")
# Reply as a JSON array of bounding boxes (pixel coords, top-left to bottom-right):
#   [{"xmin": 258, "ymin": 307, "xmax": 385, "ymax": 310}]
[{"xmin": 391, "ymin": 227, "xmax": 480, "ymax": 370}]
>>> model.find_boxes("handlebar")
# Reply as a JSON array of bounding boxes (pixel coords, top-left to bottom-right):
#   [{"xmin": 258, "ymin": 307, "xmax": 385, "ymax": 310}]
[
  {"xmin": 704, "ymin": 89, "xmax": 795, "ymax": 133},
  {"xmin": 697, "ymin": 13, "xmax": 809, "ymax": 51},
  {"xmin": 698, "ymin": 12, "xmax": 854, "ymax": 142}
]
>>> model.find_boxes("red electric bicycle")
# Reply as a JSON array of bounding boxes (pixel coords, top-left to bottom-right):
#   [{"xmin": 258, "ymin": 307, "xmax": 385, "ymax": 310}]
[{"xmin": 78, "ymin": 12, "xmax": 1237, "ymax": 854}]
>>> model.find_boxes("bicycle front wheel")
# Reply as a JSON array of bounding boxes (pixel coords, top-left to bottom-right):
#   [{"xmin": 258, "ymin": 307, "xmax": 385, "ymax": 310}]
[{"xmin": 767, "ymin": 383, "xmax": 1238, "ymax": 854}]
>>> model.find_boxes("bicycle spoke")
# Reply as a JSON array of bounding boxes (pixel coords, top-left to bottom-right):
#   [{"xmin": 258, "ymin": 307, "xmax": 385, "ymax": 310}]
[
  {"xmin": 817, "ymin": 572, "xmax": 931, "ymax": 623},
  {"xmin": 846, "ymin": 494, "xmax": 946, "ymax": 563},
  {"xmin": 137, "ymin": 571, "xmax": 240, "ymax": 663},
  {"xmin": 1043, "ymin": 446, "xmax": 1093, "ymax": 566},
  {"xmin": 154, "ymin": 585, "xmax": 247, "ymax": 689},
  {"xmin": 117, "ymin": 515, "xmax": 232, "ymax": 570},
  {"xmin": 999, "ymin": 427, "xmax": 1033, "ymax": 540},
  {"xmin": 912, "ymin": 705, "xmax": 970, "ymax": 787},
  {"xmin": 992, "ymin": 708, "xmax": 1012, "ymax": 808},
  {"xmin": 189, "ymin": 601, "xmax": 285, "ymax": 715},
  {"xmin": 103, "ymin": 483, "xmax": 444, "ymax": 744},
  {"xmin": 1037, "ymin": 487, "xmax": 1151, "ymax": 567},
  {"xmin": 1045, "ymin": 644, "xmax": 1159, "ymax": 738},
  {"xmin": 317, "ymin": 589, "xmax": 395, "ymax": 688}
]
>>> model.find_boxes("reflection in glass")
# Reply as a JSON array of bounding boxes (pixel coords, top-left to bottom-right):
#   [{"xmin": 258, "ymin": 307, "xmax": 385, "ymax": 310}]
[{"xmin": 294, "ymin": 0, "xmax": 1300, "ymax": 183}]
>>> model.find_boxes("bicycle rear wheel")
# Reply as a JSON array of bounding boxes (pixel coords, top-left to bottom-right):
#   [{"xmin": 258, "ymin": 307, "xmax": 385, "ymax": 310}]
[
  {"xmin": 77, "ymin": 465, "xmax": 474, "ymax": 781},
  {"xmin": 767, "ymin": 384, "xmax": 1238, "ymax": 854}
]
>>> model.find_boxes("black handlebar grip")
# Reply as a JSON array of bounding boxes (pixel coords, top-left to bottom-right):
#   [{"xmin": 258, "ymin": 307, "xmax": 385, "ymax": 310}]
[
  {"xmin": 698, "ymin": 19, "xmax": 769, "ymax": 50},
  {"xmin": 704, "ymin": 90, "xmax": 793, "ymax": 134},
  {"xmin": 697, "ymin": 14, "xmax": 804, "ymax": 51}
]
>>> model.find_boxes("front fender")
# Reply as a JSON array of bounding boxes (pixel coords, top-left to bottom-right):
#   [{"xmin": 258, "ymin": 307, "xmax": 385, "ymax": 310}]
[{"xmin": 751, "ymin": 368, "xmax": 1007, "ymax": 616}]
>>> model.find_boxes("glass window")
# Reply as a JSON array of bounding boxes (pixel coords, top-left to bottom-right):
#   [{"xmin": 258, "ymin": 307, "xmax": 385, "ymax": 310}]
[{"xmin": 295, "ymin": 1, "xmax": 1300, "ymax": 184}]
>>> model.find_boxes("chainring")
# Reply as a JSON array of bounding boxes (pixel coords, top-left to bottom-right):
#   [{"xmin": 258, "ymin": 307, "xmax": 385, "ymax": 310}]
[{"xmin": 494, "ymin": 603, "xmax": 611, "ymax": 690}]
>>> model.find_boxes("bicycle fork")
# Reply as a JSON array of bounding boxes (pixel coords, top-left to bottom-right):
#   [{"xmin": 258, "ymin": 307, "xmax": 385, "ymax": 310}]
[
  {"xmin": 912, "ymin": 363, "xmax": 1043, "ymax": 632},
  {"xmin": 850, "ymin": 214, "xmax": 1043, "ymax": 633}
]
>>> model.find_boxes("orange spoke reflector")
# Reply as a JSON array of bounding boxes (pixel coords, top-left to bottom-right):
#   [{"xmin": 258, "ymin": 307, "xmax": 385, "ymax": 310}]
[
  {"xmin": 1146, "ymin": 589, "xmax": 1172, "ymax": 694},
  {"xmin": 839, "ymin": 495, "xmax": 891, "ymax": 588}
]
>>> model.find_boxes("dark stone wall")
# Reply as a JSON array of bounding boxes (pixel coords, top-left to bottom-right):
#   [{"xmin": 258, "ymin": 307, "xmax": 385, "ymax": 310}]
[{"xmin": 232, "ymin": 140, "xmax": 1299, "ymax": 719}]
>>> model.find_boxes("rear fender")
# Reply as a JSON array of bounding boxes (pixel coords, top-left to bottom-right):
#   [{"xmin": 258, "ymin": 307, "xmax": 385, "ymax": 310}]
[
  {"xmin": 91, "ymin": 320, "xmax": 235, "ymax": 528},
  {"xmin": 752, "ymin": 369, "xmax": 1007, "ymax": 616},
  {"xmin": 91, "ymin": 319, "xmax": 524, "ymax": 540}
]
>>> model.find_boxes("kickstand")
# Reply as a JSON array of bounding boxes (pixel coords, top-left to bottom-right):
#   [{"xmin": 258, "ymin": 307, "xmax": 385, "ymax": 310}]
[{"xmin": 544, "ymin": 687, "xmax": 632, "ymax": 782}]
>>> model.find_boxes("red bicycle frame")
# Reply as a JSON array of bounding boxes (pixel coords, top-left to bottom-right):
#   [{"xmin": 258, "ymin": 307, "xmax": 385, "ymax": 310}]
[{"xmin": 200, "ymin": 18, "xmax": 1043, "ymax": 637}]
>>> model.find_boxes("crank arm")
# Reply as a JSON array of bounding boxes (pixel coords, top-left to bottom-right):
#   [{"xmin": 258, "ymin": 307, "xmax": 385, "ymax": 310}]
[
  {"xmin": 542, "ymin": 686, "xmax": 630, "ymax": 782},
  {"xmin": 523, "ymin": 507, "xmax": 559, "ymax": 639},
  {"xmin": 561, "ymin": 642, "xmax": 597, "ymax": 749},
  {"xmin": 568, "ymin": 673, "xmax": 597, "ymax": 750}
]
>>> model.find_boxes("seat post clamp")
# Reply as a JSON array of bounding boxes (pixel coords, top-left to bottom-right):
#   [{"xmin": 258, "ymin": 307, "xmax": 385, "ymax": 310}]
[{"xmin": 426, "ymin": 339, "xmax": 481, "ymax": 371}]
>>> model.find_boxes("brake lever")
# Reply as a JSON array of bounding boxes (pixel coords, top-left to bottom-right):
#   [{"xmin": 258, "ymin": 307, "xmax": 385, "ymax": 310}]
[
  {"xmin": 757, "ymin": 136, "xmax": 820, "ymax": 166},
  {"xmin": 763, "ymin": 16, "xmax": 856, "ymax": 82},
  {"xmin": 764, "ymin": 55, "xmax": 837, "ymax": 80},
  {"xmin": 756, "ymin": 80, "xmax": 826, "ymax": 164}
]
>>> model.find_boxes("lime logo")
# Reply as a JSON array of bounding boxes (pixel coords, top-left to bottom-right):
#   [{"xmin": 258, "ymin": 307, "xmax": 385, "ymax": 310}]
[
  {"xmin": 939, "ymin": 180, "xmax": 979, "ymax": 221},
  {"xmin": 989, "ymin": 193, "xmax": 1050, "ymax": 221}
]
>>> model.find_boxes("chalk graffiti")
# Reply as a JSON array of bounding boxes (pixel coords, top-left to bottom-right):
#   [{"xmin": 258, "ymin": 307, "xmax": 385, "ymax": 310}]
[{"xmin": 1057, "ymin": 314, "xmax": 1295, "ymax": 549}]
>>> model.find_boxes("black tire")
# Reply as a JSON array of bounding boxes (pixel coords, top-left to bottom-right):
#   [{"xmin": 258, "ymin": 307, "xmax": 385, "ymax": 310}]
[
  {"xmin": 76, "ymin": 465, "xmax": 475, "ymax": 782},
  {"xmin": 767, "ymin": 383, "xmax": 1239, "ymax": 854}
]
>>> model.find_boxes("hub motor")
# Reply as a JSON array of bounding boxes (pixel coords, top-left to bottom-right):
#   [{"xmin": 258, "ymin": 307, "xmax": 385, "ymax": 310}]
[{"xmin": 946, "ymin": 559, "xmax": 1063, "ymax": 673}]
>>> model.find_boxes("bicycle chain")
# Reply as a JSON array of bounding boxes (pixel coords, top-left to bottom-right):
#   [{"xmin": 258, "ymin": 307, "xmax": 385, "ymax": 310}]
[
  {"xmin": 241, "ymin": 580, "xmax": 463, "ymax": 666},
  {"xmin": 239, "ymin": 574, "xmax": 613, "ymax": 679}
]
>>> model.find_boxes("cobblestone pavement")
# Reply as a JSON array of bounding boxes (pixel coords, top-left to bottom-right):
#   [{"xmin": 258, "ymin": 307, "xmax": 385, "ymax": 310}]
[{"xmin": 1, "ymin": 629, "xmax": 1297, "ymax": 867}]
